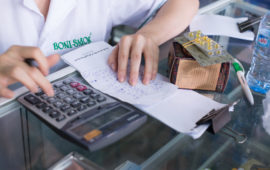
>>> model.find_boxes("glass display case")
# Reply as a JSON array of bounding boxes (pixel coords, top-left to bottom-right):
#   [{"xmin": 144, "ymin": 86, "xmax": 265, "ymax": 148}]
[{"xmin": 0, "ymin": 0, "xmax": 269, "ymax": 170}]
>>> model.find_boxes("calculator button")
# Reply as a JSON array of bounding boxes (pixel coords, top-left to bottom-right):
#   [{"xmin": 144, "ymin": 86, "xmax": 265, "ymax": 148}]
[
  {"xmin": 71, "ymin": 101, "xmax": 81, "ymax": 108},
  {"xmin": 56, "ymin": 93, "xmax": 66, "ymax": 99},
  {"xmin": 80, "ymin": 96, "xmax": 90, "ymax": 103},
  {"xmin": 66, "ymin": 89, "xmax": 76, "ymax": 95},
  {"xmin": 83, "ymin": 89, "xmax": 92, "ymax": 95},
  {"xmin": 87, "ymin": 101, "xmax": 96, "ymax": 107},
  {"xmin": 76, "ymin": 85, "xmax": 87, "ymax": 91},
  {"xmin": 47, "ymin": 97, "xmax": 57, "ymax": 103},
  {"xmin": 36, "ymin": 102, "xmax": 47, "ymax": 109},
  {"xmin": 73, "ymin": 93, "xmax": 84, "ymax": 99},
  {"xmin": 24, "ymin": 94, "xmax": 41, "ymax": 105},
  {"xmin": 54, "ymin": 83, "xmax": 63, "ymax": 88},
  {"xmin": 41, "ymin": 94, "xmax": 48, "ymax": 100},
  {"xmin": 35, "ymin": 91, "xmax": 44, "ymax": 96},
  {"xmin": 64, "ymin": 97, "xmax": 75, "ymax": 104},
  {"xmin": 42, "ymin": 106, "xmax": 53, "ymax": 113},
  {"xmin": 54, "ymin": 89, "xmax": 61, "ymax": 94},
  {"xmin": 77, "ymin": 105, "xmax": 87, "ymax": 111},
  {"xmin": 60, "ymin": 86, "xmax": 69, "ymax": 91},
  {"xmin": 56, "ymin": 115, "xmax": 66, "ymax": 122},
  {"xmin": 49, "ymin": 110, "xmax": 60, "ymax": 118},
  {"xmin": 63, "ymin": 79, "xmax": 72, "ymax": 85},
  {"xmin": 97, "ymin": 96, "xmax": 106, "ymax": 103},
  {"xmin": 67, "ymin": 110, "xmax": 77, "ymax": 116},
  {"xmin": 54, "ymin": 101, "xmax": 64, "ymax": 108},
  {"xmin": 70, "ymin": 82, "xmax": 80, "ymax": 88},
  {"xmin": 61, "ymin": 104, "xmax": 71, "ymax": 112},
  {"xmin": 90, "ymin": 93, "xmax": 100, "ymax": 99}
]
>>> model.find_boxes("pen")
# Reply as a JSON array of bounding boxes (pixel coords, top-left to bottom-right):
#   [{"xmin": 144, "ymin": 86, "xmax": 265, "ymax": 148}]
[
  {"xmin": 24, "ymin": 58, "xmax": 35, "ymax": 67},
  {"xmin": 233, "ymin": 60, "xmax": 254, "ymax": 105}
]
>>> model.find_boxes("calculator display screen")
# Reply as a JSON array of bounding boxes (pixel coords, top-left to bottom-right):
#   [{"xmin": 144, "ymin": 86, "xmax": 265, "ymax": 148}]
[{"xmin": 71, "ymin": 106, "xmax": 130, "ymax": 136}]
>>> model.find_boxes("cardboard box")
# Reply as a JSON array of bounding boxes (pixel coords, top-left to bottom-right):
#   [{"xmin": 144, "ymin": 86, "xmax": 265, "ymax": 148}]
[{"xmin": 168, "ymin": 41, "xmax": 230, "ymax": 92}]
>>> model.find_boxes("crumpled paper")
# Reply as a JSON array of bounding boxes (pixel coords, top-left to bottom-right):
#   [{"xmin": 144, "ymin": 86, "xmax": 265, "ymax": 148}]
[{"xmin": 262, "ymin": 91, "xmax": 270, "ymax": 135}]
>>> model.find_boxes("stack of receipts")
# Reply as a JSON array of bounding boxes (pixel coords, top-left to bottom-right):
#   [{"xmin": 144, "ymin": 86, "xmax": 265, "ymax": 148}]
[{"xmin": 61, "ymin": 41, "xmax": 226, "ymax": 139}]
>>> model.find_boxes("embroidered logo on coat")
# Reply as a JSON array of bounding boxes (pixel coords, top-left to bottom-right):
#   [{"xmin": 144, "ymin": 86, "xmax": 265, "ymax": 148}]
[{"xmin": 53, "ymin": 34, "xmax": 92, "ymax": 50}]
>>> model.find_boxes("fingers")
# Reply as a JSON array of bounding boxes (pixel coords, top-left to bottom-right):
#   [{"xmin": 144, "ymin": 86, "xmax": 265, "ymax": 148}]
[
  {"xmin": 142, "ymin": 42, "xmax": 159, "ymax": 84},
  {"xmin": 113, "ymin": 34, "xmax": 159, "ymax": 86},
  {"xmin": 28, "ymin": 67, "xmax": 54, "ymax": 96},
  {"xmin": 0, "ymin": 66, "xmax": 54, "ymax": 98},
  {"xmin": 9, "ymin": 64, "xmax": 39, "ymax": 93},
  {"xmin": 142, "ymin": 47, "xmax": 153, "ymax": 85},
  {"xmin": 11, "ymin": 46, "xmax": 49, "ymax": 76},
  {"xmin": 8, "ymin": 63, "xmax": 54, "ymax": 97},
  {"xmin": 0, "ymin": 46, "xmax": 58, "ymax": 97},
  {"xmin": 0, "ymin": 87, "xmax": 14, "ymax": 99},
  {"xmin": 108, "ymin": 45, "xmax": 119, "ymax": 72},
  {"xmin": 0, "ymin": 76, "xmax": 14, "ymax": 98},
  {"xmin": 129, "ymin": 36, "xmax": 144, "ymax": 86},
  {"xmin": 117, "ymin": 36, "xmax": 132, "ymax": 82},
  {"xmin": 151, "ymin": 45, "xmax": 159, "ymax": 80}
]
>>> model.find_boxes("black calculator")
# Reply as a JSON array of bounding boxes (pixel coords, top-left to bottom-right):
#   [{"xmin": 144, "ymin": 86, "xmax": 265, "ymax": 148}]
[{"xmin": 17, "ymin": 74, "xmax": 147, "ymax": 151}]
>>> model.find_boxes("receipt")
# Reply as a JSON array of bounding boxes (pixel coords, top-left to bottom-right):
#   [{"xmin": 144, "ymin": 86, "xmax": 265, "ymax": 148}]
[{"xmin": 62, "ymin": 41, "xmax": 178, "ymax": 107}]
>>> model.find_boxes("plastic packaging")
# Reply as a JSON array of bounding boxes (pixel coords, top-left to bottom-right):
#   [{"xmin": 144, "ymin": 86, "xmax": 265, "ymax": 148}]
[{"xmin": 247, "ymin": 12, "xmax": 270, "ymax": 94}]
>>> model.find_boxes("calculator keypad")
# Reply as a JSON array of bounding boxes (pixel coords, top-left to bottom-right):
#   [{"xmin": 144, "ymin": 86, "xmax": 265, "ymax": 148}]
[{"xmin": 23, "ymin": 78, "xmax": 110, "ymax": 125}]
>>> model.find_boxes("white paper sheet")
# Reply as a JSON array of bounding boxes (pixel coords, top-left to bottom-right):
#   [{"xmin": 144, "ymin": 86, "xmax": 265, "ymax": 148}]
[
  {"xmin": 61, "ymin": 42, "xmax": 226, "ymax": 139},
  {"xmin": 142, "ymin": 89, "xmax": 225, "ymax": 134},
  {"xmin": 61, "ymin": 42, "xmax": 178, "ymax": 107},
  {"xmin": 190, "ymin": 15, "xmax": 255, "ymax": 41}
]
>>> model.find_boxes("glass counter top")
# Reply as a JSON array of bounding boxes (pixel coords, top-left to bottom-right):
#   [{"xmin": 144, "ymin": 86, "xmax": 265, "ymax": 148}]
[{"xmin": 16, "ymin": 1, "xmax": 270, "ymax": 170}]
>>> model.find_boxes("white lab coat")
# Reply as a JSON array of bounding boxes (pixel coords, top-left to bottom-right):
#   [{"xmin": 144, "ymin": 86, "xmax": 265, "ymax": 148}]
[{"xmin": 0, "ymin": 0, "xmax": 166, "ymax": 72}]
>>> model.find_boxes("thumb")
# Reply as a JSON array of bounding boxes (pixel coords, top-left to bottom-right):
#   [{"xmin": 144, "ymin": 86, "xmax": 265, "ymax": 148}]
[
  {"xmin": 47, "ymin": 54, "xmax": 60, "ymax": 68},
  {"xmin": 0, "ymin": 87, "xmax": 15, "ymax": 99}
]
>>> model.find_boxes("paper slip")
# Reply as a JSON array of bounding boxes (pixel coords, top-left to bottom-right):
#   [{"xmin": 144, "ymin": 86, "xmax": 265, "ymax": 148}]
[
  {"xmin": 61, "ymin": 42, "xmax": 226, "ymax": 139},
  {"xmin": 190, "ymin": 15, "xmax": 255, "ymax": 41},
  {"xmin": 61, "ymin": 41, "xmax": 178, "ymax": 107},
  {"xmin": 143, "ymin": 89, "xmax": 225, "ymax": 135}
]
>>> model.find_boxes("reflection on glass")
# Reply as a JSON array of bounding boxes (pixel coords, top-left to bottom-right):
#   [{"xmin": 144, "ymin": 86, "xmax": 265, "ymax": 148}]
[{"xmin": 71, "ymin": 106, "xmax": 129, "ymax": 136}]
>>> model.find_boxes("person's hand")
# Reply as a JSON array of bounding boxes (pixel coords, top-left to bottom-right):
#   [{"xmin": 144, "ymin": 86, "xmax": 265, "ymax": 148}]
[
  {"xmin": 108, "ymin": 33, "xmax": 159, "ymax": 86},
  {"xmin": 0, "ymin": 45, "xmax": 60, "ymax": 98}
]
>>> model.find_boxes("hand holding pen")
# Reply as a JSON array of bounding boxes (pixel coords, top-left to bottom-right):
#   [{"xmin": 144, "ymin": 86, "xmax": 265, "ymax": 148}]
[{"xmin": 0, "ymin": 46, "xmax": 59, "ymax": 98}]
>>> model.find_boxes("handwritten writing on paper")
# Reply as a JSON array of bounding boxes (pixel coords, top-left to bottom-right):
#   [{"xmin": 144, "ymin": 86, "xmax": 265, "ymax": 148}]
[
  {"xmin": 82, "ymin": 65, "xmax": 176, "ymax": 106},
  {"xmin": 62, "ymin": 41, "xmax": 178, "ymax": 106}
]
